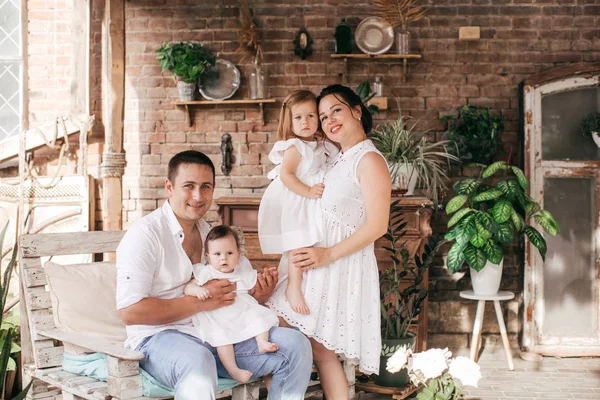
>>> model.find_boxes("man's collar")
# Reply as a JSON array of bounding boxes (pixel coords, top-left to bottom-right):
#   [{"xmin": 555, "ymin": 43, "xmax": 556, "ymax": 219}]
[{"xmin": 162, "ymin": 200, "xmax": 210, "ymax": 237}]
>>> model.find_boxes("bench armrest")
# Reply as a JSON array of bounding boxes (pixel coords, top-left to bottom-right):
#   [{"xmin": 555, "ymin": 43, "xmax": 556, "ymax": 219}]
[{"xmin": 38, "ymin": 329, "xmax": 144, "ymax": 361}]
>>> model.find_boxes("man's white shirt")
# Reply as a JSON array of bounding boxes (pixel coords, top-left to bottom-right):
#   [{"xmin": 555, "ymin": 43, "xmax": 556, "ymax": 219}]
[{"xmin": 116, "ymin": 200, "xmax": 211, "ymax": 350}]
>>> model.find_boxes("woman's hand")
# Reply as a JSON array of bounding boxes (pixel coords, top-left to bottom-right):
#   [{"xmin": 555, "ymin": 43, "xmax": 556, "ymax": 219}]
[{"xmin": 290, "ymin": 247, "xmax": 335, "ymax": 271}]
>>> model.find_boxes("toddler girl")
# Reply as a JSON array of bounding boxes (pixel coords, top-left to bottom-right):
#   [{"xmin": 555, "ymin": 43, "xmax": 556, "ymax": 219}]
[
  {"xmin": 184, "ymin": 225, "xmax": 279, "ymax": 383},
  {"xmin": 258, "ymin": 90, "xmax": 338, "ymax": 314}
]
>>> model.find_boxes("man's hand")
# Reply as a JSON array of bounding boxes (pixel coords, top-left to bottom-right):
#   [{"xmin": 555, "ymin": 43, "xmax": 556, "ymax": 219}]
[
  {"xmin": 251, "ymin": 267, "xmax": 279, "ymax": 304},
  {"xmin": 201, "ymin": 278, "xmax": 236, "ymax": 310}
]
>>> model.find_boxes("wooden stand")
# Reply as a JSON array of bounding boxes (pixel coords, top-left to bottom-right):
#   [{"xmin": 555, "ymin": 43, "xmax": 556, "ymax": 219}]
[{"xmin": 355, "ymin": 381, "xmax": 418, "ymax": 399}]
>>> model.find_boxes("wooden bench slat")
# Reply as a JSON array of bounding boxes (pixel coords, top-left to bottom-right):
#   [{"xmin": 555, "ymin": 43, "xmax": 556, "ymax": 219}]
[{"xmin": 20, "ymin": 231, "xmax": 125, "ymax": 257}]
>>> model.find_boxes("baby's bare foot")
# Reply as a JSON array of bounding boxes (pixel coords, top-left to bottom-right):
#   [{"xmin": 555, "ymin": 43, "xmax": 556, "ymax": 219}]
[
  {"xmin": 230, "ymin": 368, "xmax": 253, "ymax": 383},
  {"xmin": 286, "ymin": 286, "xmax": 310, "ymax": 314},
  {"xmin": 257, "ymin": 340, "xmax": 279, "ymax": 353}
]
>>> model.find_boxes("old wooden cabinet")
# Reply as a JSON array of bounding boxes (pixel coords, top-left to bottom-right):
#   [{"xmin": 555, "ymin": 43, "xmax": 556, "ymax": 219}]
[{"xmin": 215, "ymin": 195, "xmax": 433, "ymax": 352}]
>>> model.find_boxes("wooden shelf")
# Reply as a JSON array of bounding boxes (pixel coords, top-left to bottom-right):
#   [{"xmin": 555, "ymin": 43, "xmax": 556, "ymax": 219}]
[
  {"xmin": 330, "ymin": 53, "xmax": 422, "ymax": 83},
  {"xmin": 355, "ymin": 381, "xmax": 418, "ymax": 399},
  {"xmin": 173, "ymin": 98, "xmax": 277, "ymax": 127}
]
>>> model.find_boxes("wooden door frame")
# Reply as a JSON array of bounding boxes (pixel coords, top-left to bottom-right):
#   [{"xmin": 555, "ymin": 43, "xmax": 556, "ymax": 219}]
[{"xmin": 523, "ymin": 63, "xmax": 600, "ymax": 356}]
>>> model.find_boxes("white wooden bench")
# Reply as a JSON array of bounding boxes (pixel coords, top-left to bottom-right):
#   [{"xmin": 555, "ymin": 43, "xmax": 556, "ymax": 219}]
[{"xmin": 18, "ymin": 229, "xmax": 355, "ymax": 400}]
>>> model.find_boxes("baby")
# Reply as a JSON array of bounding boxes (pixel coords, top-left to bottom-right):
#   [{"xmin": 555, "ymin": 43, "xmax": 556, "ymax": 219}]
[{"xmin": 184, "ymin": 225, "xmax": 279, "ymax": 383}]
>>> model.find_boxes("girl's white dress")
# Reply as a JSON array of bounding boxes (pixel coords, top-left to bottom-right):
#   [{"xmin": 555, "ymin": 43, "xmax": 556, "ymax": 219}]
[
  {"xmin": 258, "ymin": 138, "xmax": 338, "ymax": 254},
  {"xmin": 191, "ymin": 257, "xmax": 279, "ymax": 347},
  {"xmin": 267, "ymin": 140, "xmax": 383, "ymax": 375}
]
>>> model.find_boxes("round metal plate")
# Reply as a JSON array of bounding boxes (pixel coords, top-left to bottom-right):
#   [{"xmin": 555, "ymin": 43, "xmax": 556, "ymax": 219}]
[
  {"xmin": 355, "ymin": 17, "xmax": 394, "ymax": 55},
  {"xmin": 199, "ymin": 59, "xmax": 241, "ymax": 101}
]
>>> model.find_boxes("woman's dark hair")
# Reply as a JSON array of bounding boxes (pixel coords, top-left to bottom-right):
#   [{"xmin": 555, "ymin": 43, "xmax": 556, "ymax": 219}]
[
  {"xmin": 168, "ymin": 150, "xmax": 216, "ymax": 184},
  {"xmin": 205, "ymin": 225, "xmax": 240, "ymax": 252},
  {"xmin": 317, "ymin": 84, "xmax": 373, "ymax": 134}
]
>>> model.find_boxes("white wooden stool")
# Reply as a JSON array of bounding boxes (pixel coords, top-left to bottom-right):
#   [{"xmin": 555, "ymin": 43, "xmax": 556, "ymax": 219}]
[{"xmin": 459, "ymin": 290, "xmax": 515, "ymax": 371}]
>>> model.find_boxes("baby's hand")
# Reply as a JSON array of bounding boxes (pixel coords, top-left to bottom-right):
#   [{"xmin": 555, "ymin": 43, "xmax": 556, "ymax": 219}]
[
  {"xmin": 184, "ymin": 280, "xmax": 211, "ymax": 300},
  {"xmin": 194, "ymin": 287, "xmax": 211, "ymax": 300},
  {"xmin": 308, "ymin": 183, "xmax": 325, "ymax": 199}
]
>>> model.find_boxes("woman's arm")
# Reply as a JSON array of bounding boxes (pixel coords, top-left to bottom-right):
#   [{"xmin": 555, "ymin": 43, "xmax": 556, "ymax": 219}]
[
  {"xmin": 280, "ymin": 146, "xmax": 324, "ymax": 199},
  {"xmin": 291, "ymin": 152, "xmax": 391, "ymax": 269}
]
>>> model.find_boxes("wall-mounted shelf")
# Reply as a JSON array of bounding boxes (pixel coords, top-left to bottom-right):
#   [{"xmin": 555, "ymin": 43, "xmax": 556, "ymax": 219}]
[
  {"xmin": 330, "ymin": 53, "xmax": 422, "ymax": 83},
  {"xmin": 173, "ymin": 99, "xmax": 277, "ymax": 127}
]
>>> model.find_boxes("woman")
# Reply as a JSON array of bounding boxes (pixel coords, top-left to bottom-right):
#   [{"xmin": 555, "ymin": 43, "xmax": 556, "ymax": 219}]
[{"xmin": 267, "ymin": 85, "xmax": 391, "ymax": 398}]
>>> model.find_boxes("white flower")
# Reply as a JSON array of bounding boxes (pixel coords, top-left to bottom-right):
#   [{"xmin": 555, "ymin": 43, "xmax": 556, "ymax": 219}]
[
  {"xmin": 448, "ymin": 356, "xmax": 482, "ymax": 388},
  {"xmin": 409, "ymin": 348, "xmax": 450, "ymax": 381},
  {"xmin": 386, "ymin": 345, "xmax": 412, "ymax": 373}
]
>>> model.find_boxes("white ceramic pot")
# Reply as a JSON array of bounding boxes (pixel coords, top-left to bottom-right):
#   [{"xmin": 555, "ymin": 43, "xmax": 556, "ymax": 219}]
[
  {"xmin": 592, "ymin": 132, "xmax": 600, "ymax": 147},
  {"xmin": 470, "ymin": 259, "xmax": 503, "ymax": 296},
  {"xmin": 390, "ymin": 163, "xmax": 418, "ymax": 195}
]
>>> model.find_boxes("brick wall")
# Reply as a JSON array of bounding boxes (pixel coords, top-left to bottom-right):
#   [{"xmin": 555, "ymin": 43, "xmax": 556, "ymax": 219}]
[{"xmin": 24, "ymin": 0, "xmax": 600, "ymax": 347}]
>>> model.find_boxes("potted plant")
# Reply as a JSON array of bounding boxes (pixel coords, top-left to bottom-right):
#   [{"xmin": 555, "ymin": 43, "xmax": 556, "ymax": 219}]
[
  {"xmin": 375, "ymin": 201, "xmax": 443, "ymax": 387},
  {"xmin": 356, "ymin": 80, "xmax": 379, "ymax": 115},
  {"xmin": 156, "ymin": 41, "xmax": 216, "ymax": 101},
  {"xmin": 440, "ymin": 105, "xmax": 504, "ymax": 165},
  {"xmin": 1, "ymin": 224, "xmax": 32, "ymax": 399},
  {"xmin": 581, "ymin": 112, "xmax": 600, "ymax": 147},
  {"xmin": 444, "ymin": 161, "xmax": 560, "ymax": 295},
  {"xmin": 372, "ymin": 0, "xmax": 427, "ymax": 54},
  {"xmin": 370, "ymin": 115, "xmax": 459, "ymax": 208}
]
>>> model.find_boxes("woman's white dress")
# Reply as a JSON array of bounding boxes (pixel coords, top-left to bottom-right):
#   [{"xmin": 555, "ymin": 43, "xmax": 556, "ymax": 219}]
[
  {"xmin": 190, "ymin": 257, "xmax": 279, "ymax": 347},
  {"xmin": 258, "ymin": 138, "xmax": 338, "ymax": 254},
  {"xmin": 267, "ymin": 140, "xmax": 383, "ymax": 375}
]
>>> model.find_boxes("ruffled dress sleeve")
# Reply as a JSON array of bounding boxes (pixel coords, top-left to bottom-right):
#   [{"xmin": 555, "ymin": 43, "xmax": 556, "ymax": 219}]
[
  {"xmin": 267, "ymin": 138, "xmax": 313, "ymax": 180},
  {"xmin": 191, "ymin": 263, "xmax": 214, "ymax": 286},
  {"xmin": 231, "ymin": 257, "xmax": 258, "ymax": 292}
]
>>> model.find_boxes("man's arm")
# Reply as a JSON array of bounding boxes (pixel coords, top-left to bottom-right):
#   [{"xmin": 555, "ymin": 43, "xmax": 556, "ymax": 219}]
[{"xmin": 119, "ymin": 279, "xmax": 236, "ymax": 325}]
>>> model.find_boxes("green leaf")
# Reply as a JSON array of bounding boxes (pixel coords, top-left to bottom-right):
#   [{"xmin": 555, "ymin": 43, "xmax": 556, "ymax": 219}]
[
  {"xmin": 435, "ymin": 393, "xmax": 450, "ymax": 400},
  {"xmin": 453, "ymin": 179, "xmax": 481, "ymax": 195},
  {"xmin": 464, "ymin": 244, "xmax": 487, "ymax": 271},
  {"xmin": 482, "ymin": 161, "xmax": 507, "ymax": 178},
  {"xmin": 447, "ymin": 241, "xmax": 467, "ymax": 273},
  {"xmin": 534, "ymin": 215, "xmax": 559, "ymax": 236},
  {"xmin": 428, "ymin": 378, "xmax": 439, "ymax": 392},
  {"xmin": 496, "ymin": 179, "xmax": 519, "ymax": 197},
  {"xmin": 495, "ymin": 221, "xmax": 515, "ymax": 243},
  {"xmin": 444, "ymin": 227, "xmax": 457, "ymax": 241},
  {"xmin": 472, "ymin": 189, "xmax": 503, "ymax": 203},
  {"xmin": 465, "ymin": 162, "xmax": 487, "ymax": 169},
  {"xmin": 540, "ymin": 210, "xmax": 560, "ymax": 234},
  {"xmin": 511, "ymin": 166, "xmax": 529, "ymax": 189},
  {"xmin": 448, "ymin": 208, "xmax": 474, "ymax": 228},
  {"xmin": 510, "ymin": 209, "xmax": 526, "ymax": 232},
  {"xmin": 482, "ymin": 239, "xmax": 504, "ymax": 264},
  {"xmin": 446, "ymin": 195, "xmax": 468, "ymax": 214},
  {"xmin": 475, "ymin": 211, "xmax": 499, "ymax": 233},
  {"xmin": 417, "ymin": 387, "xmax": 435, "ymax": 400},
  {"xmin": 469, "ymin": 220, "xmax": 492, "ymax": 248},
  {"xmin": 525, "ymin": 225, "xmax": 547, "ymax": 261},
  {"xmin": 525, "ymin": 201, "xmax": 541, "ymax": 217},
  {"xmin": 456, "ymin": 215, "xmax": 477, "ymax": 245},
  {"xmin": 491, "ymin": 200, "xmax": 513, "ymax": 224}
]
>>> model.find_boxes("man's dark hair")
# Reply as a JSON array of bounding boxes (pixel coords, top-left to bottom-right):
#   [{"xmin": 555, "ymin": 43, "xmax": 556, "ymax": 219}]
[
  {"xmin": 167, "ymin": 150, "xmax": 216, "ymax": 183},
  {"xmin": 317, "ymin": 84, "xmax": 373, "ymax": 134},
  {"xmin": 205, "ymin": 225, "xmax": 240, "ymax": 252}
]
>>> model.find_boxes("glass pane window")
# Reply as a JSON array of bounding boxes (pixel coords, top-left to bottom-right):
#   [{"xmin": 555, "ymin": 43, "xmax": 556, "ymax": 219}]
[{"xmin": 0, "ymin": 0, "xmax": 22, "ymax": 140}]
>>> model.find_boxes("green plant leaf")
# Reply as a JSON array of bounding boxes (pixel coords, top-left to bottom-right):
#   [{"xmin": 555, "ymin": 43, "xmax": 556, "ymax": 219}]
[
  {"xmin": 446, "ymin": 195, "xmax": 468, "ymax": 214},
  {"xmin": 495, "ymin": 221, "xmax": 515, "ymax": 243},
  {"xmin": 418, "ymin": 387, "xmax": 435, "ymax": 400},
  {"xmin": 525, "ymin": 226, "xmax": 547, "ymax": 261},
  {"xmin": 469, "ymin": 220, "xmax": 492, "ymax": 248},
  {"xmin": 456, "ymin": 215, "xmax": 477, "ymax": 245},
  {"xmin": 447, "ymin": 241, "xmax": 467, "ymax": 273},
  {"xmin": 496, "ymin": 179, "xmax": 519, "ymax": 197},
  {"xmin": 540, "ymin": 210, "xmax": 560, "ymax": 234},
  {"xmin": 534, "ymin": 215, "xmax": 559, "ymax": 236},
  {"xmin": 491, "ymin": 200, "xmax": 513, "ymax": 224},
  {"xmin": 475, "ymin": 211, "xmax": 499, "ymax": 233},
  {"xmin": 511, "ymin": 166, "xmax": 529, "ymax": 189},
  {"xmin": 482, "ymin": 161, "xmax": 507, "ymax": 178},
  {"xmin": 482, "ymin": 239, "xmax": 503, "ymax": 264},
  {"xmin": 510, "ymin": 208, "xmax": 526, "ymax": 232},
  {"xmin": 448, "ymin": 208, "xmax": 474, "ymax": 228},
  {"xmin": 453, "ymin": 179, "xmax": 481, "ymax": 195},
  {"xmin": 472, "ymin": 189, "xmax": 503, "ymax": 203},
  {"xmin": 465, "ymin": 162, "xmax": 487, "ymax": 169},
  {"xmin": 464, "ymin": 244, "xmax": 487, "ymax": 271},
  {"xmin": 444, "ymin": 227, "xmax": 457, "ymax": 241}
]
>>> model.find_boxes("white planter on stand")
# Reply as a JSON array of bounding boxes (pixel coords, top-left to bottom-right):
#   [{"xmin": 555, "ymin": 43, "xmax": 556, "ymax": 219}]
[
  {"xmin": 391, "ymin": 163, "xmax": 418, "ymax": 195},
  {"xmin": 470, "ymin": 259, "xmax": 503, "ymax": 296},
  {"xmin": 592, "ymin": 132, "xmax": 600, "ymax": 147}
]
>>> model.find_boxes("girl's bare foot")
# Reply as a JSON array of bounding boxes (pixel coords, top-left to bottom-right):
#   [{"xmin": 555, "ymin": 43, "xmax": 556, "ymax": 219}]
[
  {"xmin": 286, "ymin": 286, "xmax": 310, "ymax": 314},
  {"xmin": 229, "ymin": 368, "xmax": 253, "ymax": 383},
  {"xmin": 257, "ymin": 340, "xmax": 279, "ymax": 353}
]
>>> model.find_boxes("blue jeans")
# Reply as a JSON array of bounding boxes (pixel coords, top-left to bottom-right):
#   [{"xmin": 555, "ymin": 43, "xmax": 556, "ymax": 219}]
[{"xmin": 137, "ymin": 328, "xmax": 312, "ymax": 400}]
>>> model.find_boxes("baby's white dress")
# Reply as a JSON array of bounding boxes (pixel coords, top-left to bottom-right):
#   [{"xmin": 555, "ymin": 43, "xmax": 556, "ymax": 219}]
[
  {"xmin": 267, "ymin": 140, "xmax": 383, "ymax": 375},
  {"xmin": 258, "ymin": 138, "xmax": 338, "ymax": 254},
  {"xmin": 191, "ymin": 257, "xmax": 279, "ymax": 347}
]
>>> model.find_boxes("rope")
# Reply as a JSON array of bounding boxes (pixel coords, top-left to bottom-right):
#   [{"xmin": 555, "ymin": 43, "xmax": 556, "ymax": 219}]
[{"xmin": 100, "ymin": 152, "xmax": 127, "ymax": 178}]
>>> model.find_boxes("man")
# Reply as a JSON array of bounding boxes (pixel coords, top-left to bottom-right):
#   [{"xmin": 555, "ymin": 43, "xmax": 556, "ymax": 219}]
[{"xmin": 116, "ymin": 150, "xmax": 312, "ymax": 399}]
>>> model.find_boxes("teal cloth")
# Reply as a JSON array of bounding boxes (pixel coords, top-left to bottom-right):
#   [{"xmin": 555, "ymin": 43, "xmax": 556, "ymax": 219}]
[{"xmin": 62, "ymin": 352, "xmax": 240, "ymax": 397}]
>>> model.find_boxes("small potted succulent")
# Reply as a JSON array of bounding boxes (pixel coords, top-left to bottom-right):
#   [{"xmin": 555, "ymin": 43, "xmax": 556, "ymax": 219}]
[
  {"xmin": 444, "ymin": 161, "xmax": 559, "ymax": 295},
  {"xmin": 156, "ymin": 41, "xmax": 216, "ymax": 101},
  {"xmin": 581, "ymin": 112, "xmax": 600, "ymax": 147}
]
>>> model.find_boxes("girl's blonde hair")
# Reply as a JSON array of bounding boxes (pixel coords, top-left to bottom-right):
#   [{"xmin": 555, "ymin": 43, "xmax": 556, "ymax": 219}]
[{"xmin": 277, "ymin": 90, "xmax": 319, "ymax": 141}]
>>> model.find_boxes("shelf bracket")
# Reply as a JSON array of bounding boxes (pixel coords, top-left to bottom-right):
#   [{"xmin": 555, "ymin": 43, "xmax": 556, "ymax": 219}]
[
  {"xmin": 184, "ymin": 105, "xmax": 193, "ymax": 127},
  {"xmin": 259, "ymin": 102, "xmax": 266, "ymax": 126},
  {"xmin": 403, "ymin": 59, "xmax": 408, "ymax": 83},
  {"xmin": 343, "ymin": 57, "xmax": 349, "ymax": 84}
]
